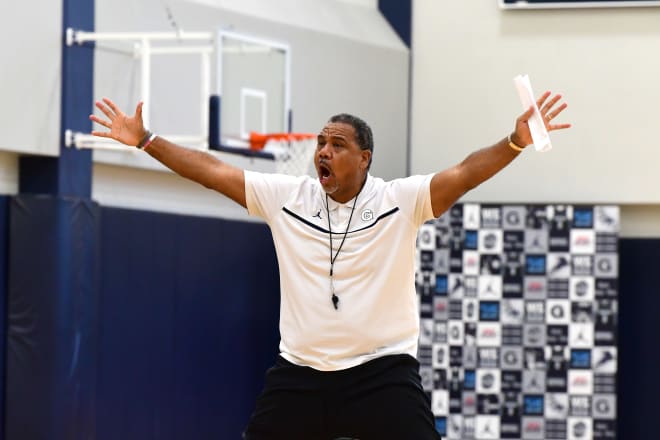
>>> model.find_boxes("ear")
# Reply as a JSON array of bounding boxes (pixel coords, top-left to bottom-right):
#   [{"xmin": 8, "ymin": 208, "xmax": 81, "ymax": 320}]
[{"xmin": 361, "ymin": 149, "xmax": 372, "ymax": 170}]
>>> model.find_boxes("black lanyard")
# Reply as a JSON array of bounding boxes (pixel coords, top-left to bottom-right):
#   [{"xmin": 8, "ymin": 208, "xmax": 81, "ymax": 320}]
[{"xmin": 325, "ymin": 185, "xmax": 363, "ymax": 310}]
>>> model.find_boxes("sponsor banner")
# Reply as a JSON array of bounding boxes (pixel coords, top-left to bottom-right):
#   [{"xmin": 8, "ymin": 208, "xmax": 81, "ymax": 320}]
[
  {"xmin": 419, "ymin": 204, "xmax": 618, "ymax": 439},
  {"xmin": 546, "ymin": 419, "xmax": 568, "ymax": 439},
  {"xmin": 568, "ymin": 417, "xmax": 592, "ymax": 440},
  {"xmin": 593, "ymin": 419, "xmax": 617, "ymax": 440}
]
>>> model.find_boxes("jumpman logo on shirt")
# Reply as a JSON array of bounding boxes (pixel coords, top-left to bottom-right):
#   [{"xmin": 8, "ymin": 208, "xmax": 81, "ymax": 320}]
[{"xmin": 312, "ymin": 209, "xmax": 323, "ymax": 220}]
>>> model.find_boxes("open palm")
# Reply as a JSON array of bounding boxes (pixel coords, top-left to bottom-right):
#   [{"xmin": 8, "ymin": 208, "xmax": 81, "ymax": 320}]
[{"xmin": 90, "ymin": 98, "xmax": 147, "ymax": 146}]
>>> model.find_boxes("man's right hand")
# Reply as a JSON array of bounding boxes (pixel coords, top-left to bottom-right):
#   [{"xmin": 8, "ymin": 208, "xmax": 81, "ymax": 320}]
[{"xmin": 90, "ymin": 98, "xmax": 147, "ymax": 147}]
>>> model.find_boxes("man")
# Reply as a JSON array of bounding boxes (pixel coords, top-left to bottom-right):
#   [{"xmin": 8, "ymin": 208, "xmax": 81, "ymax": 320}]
[{"xmin": 90, "ymin": 92, "xmax": 569, "ymax": 439}]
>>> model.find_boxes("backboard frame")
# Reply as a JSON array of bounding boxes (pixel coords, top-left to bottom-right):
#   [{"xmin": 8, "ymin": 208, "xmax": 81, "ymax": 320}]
[
  {"xmin": 499, "ymin": 0, "xmax": 660, "ymax": 9},
  {"xmin": 214, "ymin": 29, "xmax": 292, "ymax": 146}
]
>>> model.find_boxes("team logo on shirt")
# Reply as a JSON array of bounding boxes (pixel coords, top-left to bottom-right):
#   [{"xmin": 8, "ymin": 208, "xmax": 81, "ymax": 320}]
[{"xmin": 361, "ymin": 209, "xmax": 374, "ymax": 222}]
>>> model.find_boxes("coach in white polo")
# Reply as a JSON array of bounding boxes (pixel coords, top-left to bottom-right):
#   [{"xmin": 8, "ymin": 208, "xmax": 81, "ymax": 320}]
[
  {"xmin": 90, "ymin": 92, "xmax": 570, "ymax": 439},
  {"xmin": 246, "ymin": 164, "xmax": 433, "ymax": 372}
]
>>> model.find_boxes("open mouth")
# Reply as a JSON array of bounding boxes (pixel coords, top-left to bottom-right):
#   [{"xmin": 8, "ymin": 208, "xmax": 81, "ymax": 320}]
[{"xmin": 318, "ymin": 162, "xmax": 333, "ymax": 184}]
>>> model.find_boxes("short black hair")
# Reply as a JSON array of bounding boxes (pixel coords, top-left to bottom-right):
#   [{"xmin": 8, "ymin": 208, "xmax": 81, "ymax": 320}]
[{"xmin": 328, "ymin": 113, "xmax": 374, "ymax": 168}]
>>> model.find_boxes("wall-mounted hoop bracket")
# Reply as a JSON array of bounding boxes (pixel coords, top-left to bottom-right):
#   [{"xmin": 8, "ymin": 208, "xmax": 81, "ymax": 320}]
[{"xmin": 65, "ymin": 27, "xmax": 213, "ymax": 150}]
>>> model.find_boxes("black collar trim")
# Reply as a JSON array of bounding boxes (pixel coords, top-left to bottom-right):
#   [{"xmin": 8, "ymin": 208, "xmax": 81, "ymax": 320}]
[{"xmin": 281, "ymin": 206, "xmax": 399, "ymax": 234}]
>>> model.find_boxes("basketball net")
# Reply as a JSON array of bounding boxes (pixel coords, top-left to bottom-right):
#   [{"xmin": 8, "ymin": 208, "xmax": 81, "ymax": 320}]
[{"xmin": 249, "ymin": 133, "xmax": 316, "ymax": 176}]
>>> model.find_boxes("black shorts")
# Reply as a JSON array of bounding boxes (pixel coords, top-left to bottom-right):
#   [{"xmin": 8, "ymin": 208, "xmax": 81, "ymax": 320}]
[{"xmin": 243, "ymin": 354, "xmax": 442, "ymax": 440}]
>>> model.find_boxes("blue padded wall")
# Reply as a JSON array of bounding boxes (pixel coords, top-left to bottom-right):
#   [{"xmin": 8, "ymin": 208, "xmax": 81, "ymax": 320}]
[
  {"xmin": 97, "ymin": 207, "xmax": 280, "ymax": 439},
  {"xmin": 0, "ymin": 196, "xmax": 8, "ymax": 439},
  {"xmin": 2, "ymin": 193, "xmax": 659, "ymax": 440},
  {"xmin": 6, "ymin": 195, "xmax": 100, "ymax": 440},
  {"xmin": 618, "ymin": 238, "xmax": 660, "ymax": 439}
]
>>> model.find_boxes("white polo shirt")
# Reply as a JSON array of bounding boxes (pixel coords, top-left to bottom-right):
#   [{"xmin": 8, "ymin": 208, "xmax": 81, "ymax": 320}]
[{"xmin": 245, "ymin": 171, "xmax": 435, "ymax": 371}]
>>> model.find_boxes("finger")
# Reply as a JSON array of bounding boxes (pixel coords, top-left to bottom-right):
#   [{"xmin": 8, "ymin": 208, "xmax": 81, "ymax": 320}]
[
  {"xmin": 535, "ymin": 91, "xmax": 552, "ymax": 109},
  {"xmin": 91, "ymin": 130, "xmax": 113, "ymax": 138},
  {"xmin": 541, "ymin": 94, "xmax": 562, "ymax": 115},
  {"xmin": 96, "ymin": 100, "xmax": 115, "ymax": 121},
  {"xmin": 546, "ymin": 102, "xmax": 568, "ymax": 121},
  {"xmin": 548, "ymin": 123, "xmax": 572, "ymax": 132},
  {"xmin": 89, "ymin": 114, "xmax": 111, "ymax": 129},
  {"xmin": 135, "ymin": 101, "xmax": 143, "ymax": 121},
  {"xmin": 518, "ymin": 105, "xmax": 535, "ymax": 123},
  {"xmin": 102, "ymin": 97, "xmax": 124, "ymax": 117}
]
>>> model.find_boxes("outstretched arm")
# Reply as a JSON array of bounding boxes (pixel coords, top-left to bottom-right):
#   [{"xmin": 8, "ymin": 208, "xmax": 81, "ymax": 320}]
[
  {"xmin": 90, "ymin": 98, "xmax": 246, "ymax": 208},
  {"xmin": 429, "ymin": 91, "xmax": 571, "ymax": 217}
]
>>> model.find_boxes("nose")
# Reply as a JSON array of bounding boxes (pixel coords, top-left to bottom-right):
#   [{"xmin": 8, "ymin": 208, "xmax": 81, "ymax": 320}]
[{"xmin": 318, "ymin": 142, "xmax": 332, "ymax": 159}]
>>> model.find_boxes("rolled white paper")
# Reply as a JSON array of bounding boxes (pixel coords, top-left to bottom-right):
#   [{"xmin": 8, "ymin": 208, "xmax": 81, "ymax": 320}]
[{"xmin": 513, "ymin": 74, "xmax": 552, "ymax": 152}]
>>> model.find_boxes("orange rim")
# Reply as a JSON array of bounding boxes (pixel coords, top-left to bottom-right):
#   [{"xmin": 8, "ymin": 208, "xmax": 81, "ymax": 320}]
[{"xmin": 249, "ymin": 132, "xmax": 316, "ymax": 150}]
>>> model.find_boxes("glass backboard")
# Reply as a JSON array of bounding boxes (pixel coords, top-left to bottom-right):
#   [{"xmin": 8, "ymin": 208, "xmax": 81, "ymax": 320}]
[{"xmin": 213, "ymin": 29, "xmax": 291, "ymax": 147}]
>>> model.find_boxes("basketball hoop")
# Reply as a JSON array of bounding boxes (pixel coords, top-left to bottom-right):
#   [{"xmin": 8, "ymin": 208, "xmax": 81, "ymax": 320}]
[{"xmin": 249, "ymin": 132, "xmax": 316, "ymax": 176}]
